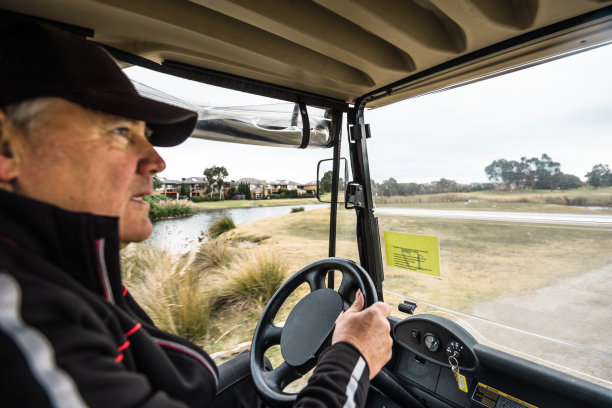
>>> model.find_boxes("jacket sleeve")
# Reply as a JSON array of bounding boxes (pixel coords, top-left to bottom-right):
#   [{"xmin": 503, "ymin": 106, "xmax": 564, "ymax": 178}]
[
  {"xmin": 0, "ymin": 272, "xmax": 189, "ymax": 408},
  {"xmin": 295, "ymin": 342, "xmax": 370, "ymax": 408}
]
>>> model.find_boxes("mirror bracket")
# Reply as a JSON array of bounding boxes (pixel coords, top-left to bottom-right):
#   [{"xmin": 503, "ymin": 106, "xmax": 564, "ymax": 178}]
[
  {"xmin": 345, "ymin": 182, "xmax": 365, "ymax": 209},
  {"xmin": 298, "ymin": 99, "xmax": 310, "ymax": 149},
  {"xmin": 349, "ymin": 123, "xmax": 371, "ymax": 142}
]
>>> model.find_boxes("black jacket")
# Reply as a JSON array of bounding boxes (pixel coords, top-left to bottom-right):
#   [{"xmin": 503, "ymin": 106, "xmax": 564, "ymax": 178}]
[{"xmin": 0, "ymin": 190, "xmax": 369, "ymax": 407}]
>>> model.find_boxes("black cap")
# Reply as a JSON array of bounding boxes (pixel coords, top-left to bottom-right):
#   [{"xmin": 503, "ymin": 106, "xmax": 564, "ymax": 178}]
[{"xmin": 0, "ymin": 20, "xmax": 197, "ymax": 147}]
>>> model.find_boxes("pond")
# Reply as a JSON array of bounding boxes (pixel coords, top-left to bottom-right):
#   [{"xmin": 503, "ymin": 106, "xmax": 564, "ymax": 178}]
[{"xmin": 145, "ymin": 203, "xmax": 329, "ymax": 253}]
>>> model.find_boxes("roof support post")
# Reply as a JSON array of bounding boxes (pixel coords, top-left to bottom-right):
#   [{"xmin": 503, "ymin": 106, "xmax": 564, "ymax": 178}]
[{"xmin": 347, "ymin": 99, "xmax": 384, "ymax": 300}]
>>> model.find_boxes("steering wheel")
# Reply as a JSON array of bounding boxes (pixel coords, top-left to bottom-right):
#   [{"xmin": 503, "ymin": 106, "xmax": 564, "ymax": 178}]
[{"xmin": 250, "ymin": 257, "xmax": 377, "ymax": 407}]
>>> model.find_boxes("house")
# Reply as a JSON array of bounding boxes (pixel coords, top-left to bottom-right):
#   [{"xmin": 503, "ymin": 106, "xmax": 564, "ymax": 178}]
[
  {"xmin": 270, "ymin": 179, "xmax": 300, "ymax": 194},
  {"xmin": 235, "ymin": 177, "xmax": 313, "ymax": 199},
  {"xmin": 181, "ymin": 177, "xmax": 207, "ymax": 197},
  {"xmin": 298, "ymin": 181, "xmax": 317, "ymax": 195},
  {"xmin": 160, "ymin": 178, "xmax": 180, "ymax": 199},
  {"xmin": 237, "ymin": 177, "xmax": 271, "ymax": 199},
  {"xmin": 159, "ymin": 177, "xmax": 207, "ymax": 199}
]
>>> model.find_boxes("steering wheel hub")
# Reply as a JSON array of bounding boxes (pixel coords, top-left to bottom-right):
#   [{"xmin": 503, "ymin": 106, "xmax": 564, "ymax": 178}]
[{"xmin": 280, "ymin": 288, "xmax": 343, "ymax": 368}]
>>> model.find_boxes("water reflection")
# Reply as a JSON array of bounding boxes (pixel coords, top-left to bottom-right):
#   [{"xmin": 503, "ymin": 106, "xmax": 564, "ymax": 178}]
[{"xmin": 145, "ymin": 203, "xmax": 328, "ymax": 253}]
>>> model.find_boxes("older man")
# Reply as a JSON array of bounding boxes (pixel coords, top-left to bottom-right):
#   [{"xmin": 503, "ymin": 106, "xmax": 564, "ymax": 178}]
[{"xmin": 0, "ymin": 21, "xmax": 392, "ymax": 408}]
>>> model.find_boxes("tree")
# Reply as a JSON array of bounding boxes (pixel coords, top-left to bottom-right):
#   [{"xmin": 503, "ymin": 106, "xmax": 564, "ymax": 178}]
[
  {"xmin": 379, "ymin": 178, "xmax": 399, "ymax": 196},
  {"xmin": 320, "ymin": 170, "xmax": 333, "ymax": 193},
  {"xmin": 203, "ymin": 165, "xmax": 229, "ymax": 199},
  {"xmin": 486, "ymin": 154, "xmax": 561, "ymax": 190},
  {"xmin": 433, "ymin": 178, "xmax": 458, "ymax": 193},
  {"xmin": 237, "ymin": 182, "xmax": 251, "ymax": 199},
  {"xmin": 533, "ymin": 154, "xmax": 560, "ymax": 190},
  {"xmin": 179, "ymin": 183, "xmax": 189, "ymax": 197},
  {"xmin": 555, "ymin": 173, "xmax": 582, "ymax": 190},
  {"xmin": 585, "ymin": 164, "xmax": 612, "ymax": 188},
  {"xmin": 153, "ymin": 174, "xmax": 163, "ymax": 190},
  {"xmin": 485, "ymin": 159, "xmax": 522, "ymax": 188},
  {"xmin": 398, "ymin": 182, "xmax": 422, "ymax": 196}
]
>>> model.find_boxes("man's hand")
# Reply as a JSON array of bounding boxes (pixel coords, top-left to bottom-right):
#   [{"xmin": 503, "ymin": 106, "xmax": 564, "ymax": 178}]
[{"xmin": 332, "ymin": 292, "xmax": 392, "ymax": 379}]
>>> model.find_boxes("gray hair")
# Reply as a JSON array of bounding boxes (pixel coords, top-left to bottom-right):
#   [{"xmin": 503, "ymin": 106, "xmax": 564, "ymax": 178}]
[{"xmin": 2, "ymin": 97, "xmax": 54, "ymax": 135}]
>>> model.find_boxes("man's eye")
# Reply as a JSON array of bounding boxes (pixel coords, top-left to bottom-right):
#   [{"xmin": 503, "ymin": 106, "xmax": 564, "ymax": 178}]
[{"xmin": 113, "ymin": 127, "xmax": 131, "ymax": 138}]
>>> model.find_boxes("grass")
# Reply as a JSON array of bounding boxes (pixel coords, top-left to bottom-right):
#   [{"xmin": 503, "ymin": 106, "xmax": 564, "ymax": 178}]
[
  {"xmin": 216, "ymin": 252, "xmax": 289, "ymax": 306},
  {"xmin": 145, "ymin": 197, "xmax": 199, "ymax": 219},
  {"xmin": 374, "ymin": 187, "xmax": 612, "ymax": 213},
  {"xmin": 291, "ymin": 207, "xmax": 305, "ymax": 213},
  {"xmin": 223, "ymin": 202, "xmax": 612, "ymax": 318},
  {"xmin": 229, "ymin": 234, "xmax": 271, "ymax": 243},
  {"xmin": 377, "ymin": 216, "xmax": 612, "ymax": 313},
  {"xmin": 123, "ymin": 191, "xmax": 612, "ymax": 374},
  {"xmin": 208, "ymin": 216, "xmax": 236, "ymax": 237},
  {"xmin": 120, "ymin": 244, "xmax": 211, "ymax": 342},
  {"xmin": 195, "ymin": 196, "xmax": 320, "ymax": 210},
  {"xmin": 191, "ymin": 239, "xmax": 234, "ymax": 271},
  {"xmin": 121, "ymin": 235, "xmax": 290, "ymax": 358}
]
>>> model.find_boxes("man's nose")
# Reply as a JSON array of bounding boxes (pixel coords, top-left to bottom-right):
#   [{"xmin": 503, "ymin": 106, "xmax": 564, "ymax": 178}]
[{"xmin": 138, "ymin": 141, "xmax": 166, "ymax": 175}]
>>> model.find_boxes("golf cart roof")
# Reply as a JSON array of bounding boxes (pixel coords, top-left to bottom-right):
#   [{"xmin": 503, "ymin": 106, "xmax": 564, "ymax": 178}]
[{"xmin": 2, "ymin": 1, "xmax": 612, "ymax": 109}]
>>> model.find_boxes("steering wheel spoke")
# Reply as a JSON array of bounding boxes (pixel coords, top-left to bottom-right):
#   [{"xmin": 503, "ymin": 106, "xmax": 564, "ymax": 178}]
[
  {"xmin": 264, "ymin": 361, "xmax": 302, "ymax": 392},
  {"xmin": 304, "ymin": 269, "xmax": 326, "ymax": 292},
  {"xmin": 260, "ymin": 324, "xmax": 283, "ymax": 347},
  {"xmin": 337, "ymin": 273, "xmax": 359, "ymax": 303}
]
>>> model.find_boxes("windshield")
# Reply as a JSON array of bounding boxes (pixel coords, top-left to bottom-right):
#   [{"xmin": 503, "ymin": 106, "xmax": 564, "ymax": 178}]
[
  {"xmin": 367, "ymin": 43, "xmax": 612, "ymax": 389},
  {"xmin": 120, "ymin": 44, "xmax": 611, "ymax": 390},
  {"xmin": 121, "ymin": 67, "xmax": 346, "ymax": 370}
]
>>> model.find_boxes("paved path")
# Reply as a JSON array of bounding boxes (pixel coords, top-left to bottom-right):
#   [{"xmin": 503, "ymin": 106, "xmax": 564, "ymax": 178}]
[{"xmin": 375, "ymin": 208, "xmax": 612, "ymax": 227}]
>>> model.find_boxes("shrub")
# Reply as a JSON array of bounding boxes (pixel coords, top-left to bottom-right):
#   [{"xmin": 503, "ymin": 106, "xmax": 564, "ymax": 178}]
[
  {"xmin": 191, "ymin": 196, "xmax": 220, "ymax": 203},
  {"xmin": 218, "ymin": 252, "xmax": 288, "ymax": 306},
  {"xmin": 145, "ymin": 197, "xmax": 196, "ymax": 219},
  {"xmin": 120, "ymin": 245, "xmax": 212, "ymax": 342},
  {"xmin": 291, "ymin": 207, "xmax": 305, "ymax": 213},
  {"xmin": 192, "ymin": 239, "xmax": 234, "ymax": 271},
  {"xmin": 278, "ymin": 189, "xmax": 298, "ymax": 198},
  {"xmin": 208, "ymin": 216, "xmax": 236, "ymax": 237}
]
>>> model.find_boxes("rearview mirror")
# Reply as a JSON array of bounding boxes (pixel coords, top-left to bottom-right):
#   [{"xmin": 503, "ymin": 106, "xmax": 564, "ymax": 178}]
[{"xmin": 316, "ymin": 158, "xmax": 349, "ymax": 203}]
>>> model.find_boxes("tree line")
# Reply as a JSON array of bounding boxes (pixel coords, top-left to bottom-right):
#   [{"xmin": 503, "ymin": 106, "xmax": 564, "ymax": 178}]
[
  {"xmin": 372, "ymin": 154, "xmax": 611, "ymax": 197},
  {"xmin": 484, "ymin": 154, "xmax": 580, "ymax": 190}
]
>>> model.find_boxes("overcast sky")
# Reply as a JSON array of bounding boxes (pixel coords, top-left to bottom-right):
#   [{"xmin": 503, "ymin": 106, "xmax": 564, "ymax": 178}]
[{"xmin": 125, "ymin": 42, "xmax": 612, "ymax": 185}]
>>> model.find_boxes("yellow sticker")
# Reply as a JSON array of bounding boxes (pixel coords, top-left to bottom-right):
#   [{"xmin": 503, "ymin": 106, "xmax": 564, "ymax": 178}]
[
  {"xmin": 454, "ymin": 372, "xmax": 469, "ymax": 393},
  {"xmin": 383, "ymin": 231, "xmax": 441, "ymax": 277}
]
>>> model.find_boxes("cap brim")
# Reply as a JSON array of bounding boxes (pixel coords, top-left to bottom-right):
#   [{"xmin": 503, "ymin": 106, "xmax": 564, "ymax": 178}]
[{"xmin": 65, "ymin": 90, "xmax": 198, "ymax": 147}]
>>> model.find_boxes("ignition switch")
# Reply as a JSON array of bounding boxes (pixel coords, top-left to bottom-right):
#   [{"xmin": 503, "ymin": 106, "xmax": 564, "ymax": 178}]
[{"xmin": 446, "ymin": 340, "xmax": 464, "ymax": 358}]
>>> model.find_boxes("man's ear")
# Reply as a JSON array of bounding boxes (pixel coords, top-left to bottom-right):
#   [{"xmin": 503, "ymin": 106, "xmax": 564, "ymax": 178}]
[{"xmin": 0, "ymin": 110, "xmax": 21, "ymax": 184}]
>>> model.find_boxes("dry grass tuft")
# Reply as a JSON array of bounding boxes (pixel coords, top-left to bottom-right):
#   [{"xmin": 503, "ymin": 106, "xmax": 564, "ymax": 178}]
[
  {"xmin": 208, "ymin": 216, "xmax": 236, "ymax": 237},
  {"xmin": 215, "ymin": 251, "xmax": 289, "ymax": 306},
  {"xmin": 121, "ymin": 241, "xmax": 290, "ymax": 349},
  {"xmin": 192, "ymin": 238, "xmax": 234, "ymax": 271},
  {"xmin": 228, "ymin": 234, "xmax": 271, "ymax": 244},
  {"xmin": 121, "ymin": 244, "xmax": 212, "ymax": 342}
]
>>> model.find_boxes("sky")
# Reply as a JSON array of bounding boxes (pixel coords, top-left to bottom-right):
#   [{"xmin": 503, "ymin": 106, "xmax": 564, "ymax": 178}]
[{"xmin": 125, "ymin": 42, "xmax": 612, "ymax": 185}]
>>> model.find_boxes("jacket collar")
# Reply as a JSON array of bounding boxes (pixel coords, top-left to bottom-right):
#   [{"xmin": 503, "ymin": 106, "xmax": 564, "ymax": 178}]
[{"xmin": 0, "ymin": 189, "xmax": 123, "ymax": 303}]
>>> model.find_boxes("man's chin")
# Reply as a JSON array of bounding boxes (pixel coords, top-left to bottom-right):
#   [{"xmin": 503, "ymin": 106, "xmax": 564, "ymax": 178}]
[{"xmin": 118, "ymin": 216, "xmax": 153, "ymax": 248}]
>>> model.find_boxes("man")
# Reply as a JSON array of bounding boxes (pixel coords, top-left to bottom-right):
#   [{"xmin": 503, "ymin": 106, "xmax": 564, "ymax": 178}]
[{"xmin": 0, "ymin": 20, "xmax": 392, "ymax": 407}]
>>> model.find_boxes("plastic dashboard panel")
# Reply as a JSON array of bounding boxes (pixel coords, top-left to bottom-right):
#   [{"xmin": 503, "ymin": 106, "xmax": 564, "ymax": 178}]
[
  {"xmin": 385, "ymin": 314, "xmax": 612, "ymax": 408},
  {"xmin": 393, "ymin": 314, "xmax": 478, "ymax": 371}
]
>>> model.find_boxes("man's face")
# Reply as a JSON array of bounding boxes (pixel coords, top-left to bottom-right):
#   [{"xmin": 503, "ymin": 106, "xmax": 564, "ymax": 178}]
[{"xmin": 9, "ymin": 98, "xmax": 166, "ymax": 245}]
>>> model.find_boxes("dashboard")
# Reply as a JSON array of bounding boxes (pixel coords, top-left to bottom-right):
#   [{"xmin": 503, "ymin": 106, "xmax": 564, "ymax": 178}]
[{"xmin": 366, "ymin": 314, "xmax": 612, "ymax": 408}]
